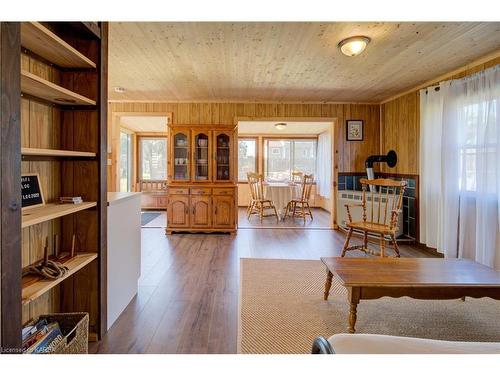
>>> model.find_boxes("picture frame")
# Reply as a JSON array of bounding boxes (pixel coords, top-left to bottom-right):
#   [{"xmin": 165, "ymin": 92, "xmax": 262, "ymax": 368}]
[
  {"xmin": 21, "ymin": 173, "xmax": 45, "ymax": 210},
  {"xmin": 346, "ymin": 120, "xmax": 364, "ymax": 141}
]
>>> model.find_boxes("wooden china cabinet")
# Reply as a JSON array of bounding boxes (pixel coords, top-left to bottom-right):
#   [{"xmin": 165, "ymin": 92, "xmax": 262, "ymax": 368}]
[{"xmin": 166, "ymin": 124, "xmax": 237, "ymax": 233}]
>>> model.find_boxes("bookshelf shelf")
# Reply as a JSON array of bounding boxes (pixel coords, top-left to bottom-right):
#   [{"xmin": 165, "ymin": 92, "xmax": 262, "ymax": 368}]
[
  {"xmin": 22, "ymin": 202, "xmax": 97, "ymax": 228},
  {"xmin": 21, "ymin": 147, "xmax": 96, "ymax": 158},
  {"xmin": 21, "ymin": 22, "xmax": 96, "ymax": 68},
  {"xmin": 22, "ymin": 253, "xmax": 98, "ymax": 305},
  {"xmin": 21, "ymin": 70, "xmax": 96, "ymax": 106}
]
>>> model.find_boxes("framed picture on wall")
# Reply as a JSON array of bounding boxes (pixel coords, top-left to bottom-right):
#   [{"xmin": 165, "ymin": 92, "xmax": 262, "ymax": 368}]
[{"xmin": 346, "ymin": 120, "xmax": 364, "ymax": 141}]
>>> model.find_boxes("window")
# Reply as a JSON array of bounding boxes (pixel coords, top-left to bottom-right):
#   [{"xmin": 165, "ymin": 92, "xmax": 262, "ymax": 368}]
[
  {"xmin": 238, "ymin": 138, "xmax": 257, "ymax": 181},
  {"xmin": 264, "ymin": 139, "xmax": 317, "ymax": 180},
  {"xmin": 458, "ymin": 100, "xmax": 497, "ymax": 192},
  {"xmin": 139, "ymin": 137, "xmax": 167, "ymax": 180},
  {"xmin": 119, "ymin": 132, "xmax": 132, "ymax": 192}
]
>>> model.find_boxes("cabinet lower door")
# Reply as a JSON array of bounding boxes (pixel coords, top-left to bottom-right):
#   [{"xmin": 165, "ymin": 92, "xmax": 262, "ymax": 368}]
[
  {"xmin": 167, "ymin": 195, "xmax": 190, "ymax": 227},
  {"xmin": 213, "ymin": 195, "xmax": 234, "ymax": 228},
  {"xmin": 190, "ymin": 196, "xmax": 211, "ymax": 227}
]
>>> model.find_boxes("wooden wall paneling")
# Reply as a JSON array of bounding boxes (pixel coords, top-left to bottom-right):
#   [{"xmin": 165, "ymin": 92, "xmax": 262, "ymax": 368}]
[
  {"xmin": 220, "ymin": 103, "xmax": 236, "ymax": 125},
  {"xmin": 108, "ymin": 101, "xmax": 383, "ymax": 191},
  {"xmin": 199, "ymin": 103, "xmax": 212, "ymax": 124},
  {"xmin": 176, "ymin": 103, "xmax": 191, "ymax": 125},
  {"xmin": 1, "ymin": 21, "xmax": 22, "ymax": 350},
  {"xmin": 189, "ymin": 103, "xmax": 201, "ymax": 124},
  {"xmin": 381, "ymin": 91, "xmax": 419, "ymax": 175}
]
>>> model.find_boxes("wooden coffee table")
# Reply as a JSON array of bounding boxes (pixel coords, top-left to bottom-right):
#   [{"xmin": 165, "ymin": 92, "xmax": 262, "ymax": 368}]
[{"xmin": 321, "ymin": 257, "xmax": 500, "ymax": 333}]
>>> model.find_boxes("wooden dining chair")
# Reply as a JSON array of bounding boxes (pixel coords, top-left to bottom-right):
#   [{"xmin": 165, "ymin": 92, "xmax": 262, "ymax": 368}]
[
  {"xmin": 284, "ymin": 174, "xmax": 314, "ymax": 224},
  {"xmin": 291, "ymin": 171, "xmax": 303, "ymax": 183},
  {"xmin": 246, "ymin": 172, "xmax": 258, "ymax": 218},
  {"xmin": 247, "ymin": 172, "xmax": 279, "ymax": 223},
  {"xmin": 341, "ymin": 178, "xmax": 406, "ymax": 258}
]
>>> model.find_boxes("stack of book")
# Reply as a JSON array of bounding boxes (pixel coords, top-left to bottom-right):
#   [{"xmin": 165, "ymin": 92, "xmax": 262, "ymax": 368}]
[
  {"xmin": 59, "ymin": 196, "xmax": 83, "ymax": 204},
  {"xmin": 22, "ymin": 319, "xmax": 64, "ymax": 354}
]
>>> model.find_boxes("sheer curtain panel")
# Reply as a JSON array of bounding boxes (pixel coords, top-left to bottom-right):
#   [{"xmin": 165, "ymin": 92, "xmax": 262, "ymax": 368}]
[
  {"xmin": 316, "ymin": 131, "xmax": 332, "ymax": 197},
  {"xmin": 420, "ymin": 65, "xmax": 500, "ymax": 269}
]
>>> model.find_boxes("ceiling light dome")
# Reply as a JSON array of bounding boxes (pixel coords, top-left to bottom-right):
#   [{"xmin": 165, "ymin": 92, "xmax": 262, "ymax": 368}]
[
  {"xmin": 275, "ymin": 122, "xmax": 287, "ymax": 130},
  {"xmin": 338, "ymin": 36, "xmax": 371, "ymax": 57}
]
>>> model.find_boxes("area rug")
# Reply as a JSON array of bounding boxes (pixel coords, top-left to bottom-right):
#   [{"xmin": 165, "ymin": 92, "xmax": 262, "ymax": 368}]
[
  {"xmin": 238, "ymin": 258, "xmax": 500, "ymax": 354},
  {"xmin": 141, "ymin": 212, "xmax": 162, "ymax": 226}
]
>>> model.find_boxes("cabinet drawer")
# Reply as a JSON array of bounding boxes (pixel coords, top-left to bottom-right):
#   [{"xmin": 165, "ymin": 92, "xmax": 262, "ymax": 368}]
[
  {"xmin": 212, "ymin": 188, "xmax": 234, "ymax": 196},
  {"xmin": 190, "ymin": 188, "xmax": 211, "ymax": 195},
  {"xmin": 168, "ymin": 187, "xmax": 189, "ymax": 195}
]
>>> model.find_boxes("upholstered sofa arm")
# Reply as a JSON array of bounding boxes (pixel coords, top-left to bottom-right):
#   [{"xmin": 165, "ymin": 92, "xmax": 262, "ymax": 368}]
[{"xmin": 324, "ymin": 334, "xmax": 500, "ymax": 354}]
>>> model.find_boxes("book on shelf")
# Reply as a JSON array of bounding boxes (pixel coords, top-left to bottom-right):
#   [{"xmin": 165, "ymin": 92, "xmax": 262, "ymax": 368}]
[{"xmin": 59, "ymin": 196, "xmax": 83, "ymax": 204}]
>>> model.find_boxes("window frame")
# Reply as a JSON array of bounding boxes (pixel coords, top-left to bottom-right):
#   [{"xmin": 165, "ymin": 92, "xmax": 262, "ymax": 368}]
[
  {"xmin": 137, "ymin": 135, "xmax": 168, "ymax": 182},
  {"xmin": 119, "ymin": 130, "xmax": 133, "ymax": 192},
  {"xmin": 263, "ymin": 136, "xmax": 318, "ymax": 181},
  {"xmin": 237, "ymin": 137, "xmax": 259, "ymax": 183},
  {"xmin": 457, "ymin": 99, "xmax": 498, "ymax": 193}
]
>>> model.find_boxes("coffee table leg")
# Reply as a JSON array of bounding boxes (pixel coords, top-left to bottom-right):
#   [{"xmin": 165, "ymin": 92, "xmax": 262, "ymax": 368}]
[
  {"xmin": 324, "ymin": 270, "xmax": 333, "ymax": 300},
  {"xmin": 349, "ymin": 302, "xmax": 358, "ymax": 333},
  {"xmin": 348, "ymin": 287, "xmax": 361, "ymax": 333}
]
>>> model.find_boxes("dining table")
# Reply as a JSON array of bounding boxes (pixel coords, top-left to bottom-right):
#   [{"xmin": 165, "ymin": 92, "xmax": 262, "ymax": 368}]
[{"xmin": 263, "ymin": 182, "xmax": 301, "ymax": 220}]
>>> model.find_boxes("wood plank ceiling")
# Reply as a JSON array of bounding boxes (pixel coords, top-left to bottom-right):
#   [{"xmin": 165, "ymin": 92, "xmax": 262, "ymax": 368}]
[{"xmin": 109, "ymin": 22, "xmax": 500, "ymax": 103}]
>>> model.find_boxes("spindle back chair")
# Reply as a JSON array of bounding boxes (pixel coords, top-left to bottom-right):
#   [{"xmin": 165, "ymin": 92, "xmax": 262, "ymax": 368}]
[
  {"xmin": 341, "ymin": 178, "xmax": 406, "ymax": 257},
  {"xmin": 284, "ymin": 174, "xmax": 314, "ymax": 224},
  {"xmin": 247, "ymin": 172, "xmax": 279, "ymax": 223}
]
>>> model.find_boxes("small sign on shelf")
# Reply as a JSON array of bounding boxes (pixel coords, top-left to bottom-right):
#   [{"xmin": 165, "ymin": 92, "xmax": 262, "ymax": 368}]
[{"xmin": 21, "ymin": 173, "xmax": 45, "ymax": 210}]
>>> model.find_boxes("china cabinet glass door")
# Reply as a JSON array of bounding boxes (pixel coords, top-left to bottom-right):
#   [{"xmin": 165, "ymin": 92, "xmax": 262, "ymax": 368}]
[
  {"xmin": 172, "ymin": 132, "xmax": 190, "ymax": 181},
  {"xmin": 193, "ymin": 131, "xmax": 210, "ymax": 181},
  {"xmin": 214, "ymin": 132, "xmax": 232, "ymax": 181}
]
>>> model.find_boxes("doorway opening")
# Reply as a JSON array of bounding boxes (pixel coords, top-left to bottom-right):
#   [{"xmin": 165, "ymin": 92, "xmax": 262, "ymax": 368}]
[
  {"xmin": 115, "ymin": 114, "xmax": 170, "ymax": 228},
  {"xmin": 236, "ymin": 119, "xmax": 337, "ymax": 229}
]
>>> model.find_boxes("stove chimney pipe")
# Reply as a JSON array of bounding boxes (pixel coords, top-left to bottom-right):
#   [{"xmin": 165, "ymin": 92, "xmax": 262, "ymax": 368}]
[{"xmin": 365, "ymin": 150, "xmax": 398, "ymax": 192}]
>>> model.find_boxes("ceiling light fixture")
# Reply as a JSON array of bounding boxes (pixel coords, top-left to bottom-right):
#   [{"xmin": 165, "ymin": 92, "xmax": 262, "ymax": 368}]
[
  {"xmin": 275, "ymin": 122, "xmax": 287, "ymax": 130},
  {"xmin": 114, "ymin": 86, "xmax": 126, "ymax": 93},
  {"xmin": 338, "ymin": 36, "xmax": 371, "ymax": 57}
]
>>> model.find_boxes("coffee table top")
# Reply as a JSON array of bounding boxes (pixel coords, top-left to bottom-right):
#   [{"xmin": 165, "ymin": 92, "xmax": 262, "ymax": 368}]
[{"xmin": 320, "ymin": 257, "xmax": 500, "ymax": 287}]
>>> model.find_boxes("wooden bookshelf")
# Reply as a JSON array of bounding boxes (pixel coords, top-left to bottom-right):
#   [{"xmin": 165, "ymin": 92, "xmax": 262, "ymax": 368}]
[
  {"xmin": 21, "ymin": 147, "xmax": 96, "ymax": 158},
  {"xmin": 22, "ymin": 253, "xmax": 98, "ymax": 305},
  {"xmin": 21, "ymin": 202, "xmax": 97, "ymax": 228},
  {"xmin": 21, "ymin": 22, "xmax": 96, "ymax": 69},
  {"xmin": 1, "ymin": 22, "xmax": 108, "ymax": 351},
  {"xmin": 21, "ymin": 70, "xmax": 96, "ymax": 106}
]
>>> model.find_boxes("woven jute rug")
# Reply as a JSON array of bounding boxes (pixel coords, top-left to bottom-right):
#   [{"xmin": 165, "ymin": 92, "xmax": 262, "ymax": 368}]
[{"xmin": 238, "ymin": 258, "xmax": 500, "ymax": 354}]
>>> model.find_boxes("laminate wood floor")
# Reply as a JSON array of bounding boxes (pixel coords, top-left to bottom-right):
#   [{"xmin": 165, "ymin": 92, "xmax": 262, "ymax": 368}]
[
  {"xmin": 90, "ymin": 228, "xmax": 437, "ymax": 354},
  {"xmin": 238, "ymin": 207, "xmax": 331, "ymax": 228}
]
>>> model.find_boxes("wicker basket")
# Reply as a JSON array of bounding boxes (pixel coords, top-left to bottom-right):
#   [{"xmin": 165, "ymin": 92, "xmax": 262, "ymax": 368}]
[{"xmin": 35, "ymin": 312, "xmax": 89, "ymax": 354}]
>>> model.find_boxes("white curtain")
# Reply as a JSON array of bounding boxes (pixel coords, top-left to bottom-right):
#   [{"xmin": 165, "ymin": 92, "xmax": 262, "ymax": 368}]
[
  {"xmin": 419, "ymin": 86, "xmax": 444, "ymax": 251},
  {"xmin": 316, "ymin": 130, "xmax": 332, "ymax": 197},
  {"xmin": 420, "ymin": 65, "xmax": 500, "ymax": 269}
]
